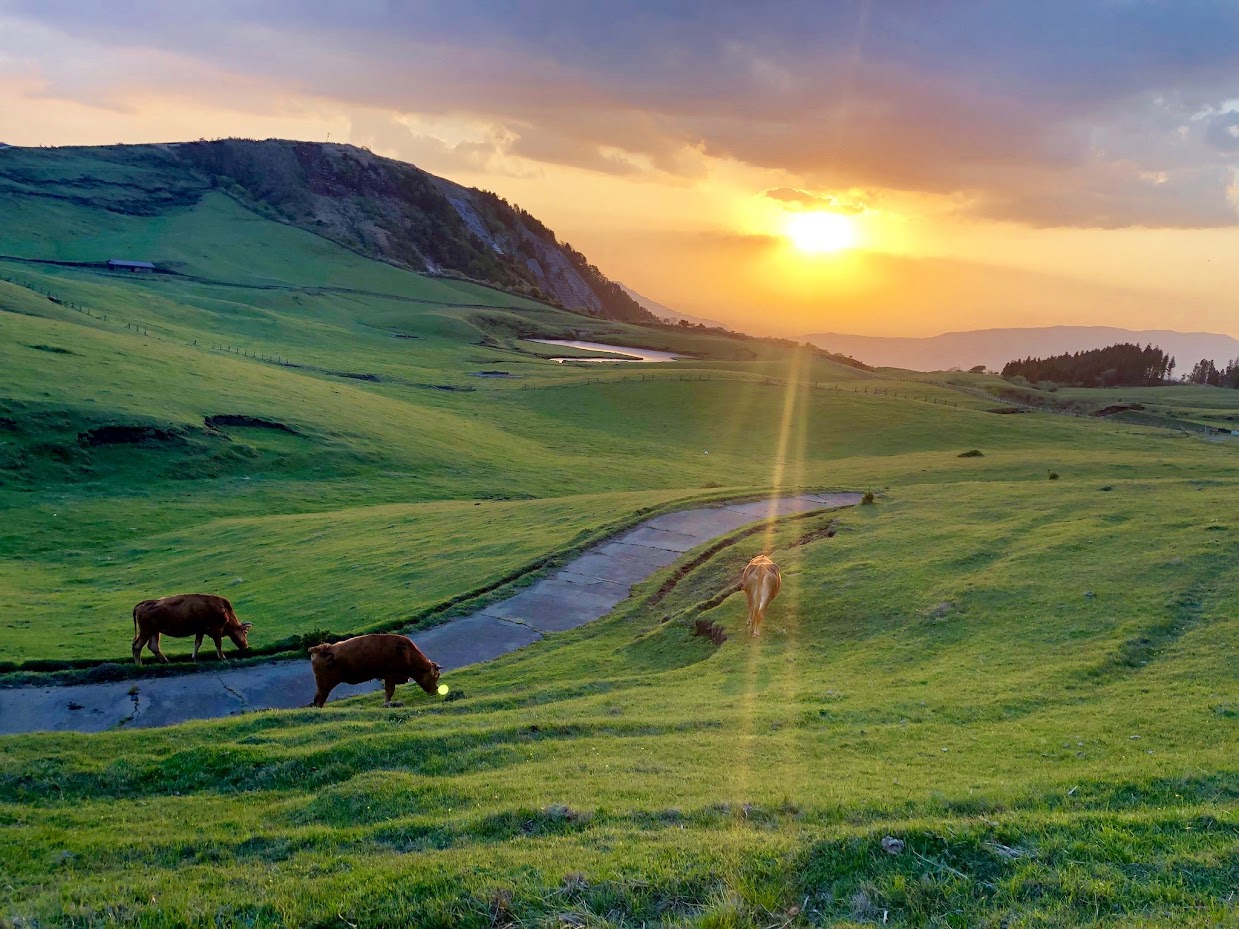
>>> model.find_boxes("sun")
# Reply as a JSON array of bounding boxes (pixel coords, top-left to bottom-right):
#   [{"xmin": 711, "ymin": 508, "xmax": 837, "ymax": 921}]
[{"xmin": 783, "ymin": 211, "xmax": 857, "ymax": 253}]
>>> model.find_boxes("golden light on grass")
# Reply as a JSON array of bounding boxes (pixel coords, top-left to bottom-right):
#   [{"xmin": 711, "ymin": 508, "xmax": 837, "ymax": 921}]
[{"xmin": 784, "ymin": 210, "xmax": 857, "ymax": 253}]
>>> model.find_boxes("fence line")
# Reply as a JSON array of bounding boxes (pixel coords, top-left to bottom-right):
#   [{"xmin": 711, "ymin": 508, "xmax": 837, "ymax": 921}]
[{"xmin": 0, "ymin": 272, "xmax": 975, "ymax": 413}]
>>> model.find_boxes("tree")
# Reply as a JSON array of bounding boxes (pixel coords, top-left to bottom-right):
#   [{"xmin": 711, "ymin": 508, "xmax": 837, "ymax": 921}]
[{"xmin": 1001, "ymin": 343, "xmax": 1173, "ymax": 388}]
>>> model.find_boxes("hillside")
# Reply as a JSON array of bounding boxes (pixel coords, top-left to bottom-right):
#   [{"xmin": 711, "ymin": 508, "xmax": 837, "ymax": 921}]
[
  {"xmin": 0, "ymin": 141, "xmax": 1236, "ymax": 927},
  {"xmin": 0, "ymin": 140, "xmax": 656, "ymax": 323},
  {"xmin": 621, "ymin": 283, "xmax": 728, "ymax": 329},
  {"xmin": 805, "ymin": 325, "xmax": 1239, "ymax": 373}
]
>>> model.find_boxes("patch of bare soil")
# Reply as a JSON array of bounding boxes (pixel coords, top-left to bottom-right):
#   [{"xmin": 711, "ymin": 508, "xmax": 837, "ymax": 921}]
[
  {"xmin": 79, "ymin": 425, "xmax": 185, "ymax": 446},
  {"xmin": 204, "ymin": 414, "xmax": 297, "ymax": 433},
  {"xmin": 691, "ymin": 619, "xmax": 727, "ymax": 645},
  {"xmin": 791, "ymin": 521, "xmax": 838, "ymax": 547}
]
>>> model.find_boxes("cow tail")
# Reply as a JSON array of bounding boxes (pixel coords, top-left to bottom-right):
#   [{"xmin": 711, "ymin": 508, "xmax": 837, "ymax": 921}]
[
  {"xmin": 758, "ymin": 577, "xmax": 776, "ymax": 614},
  {"xmin": 132, "ymin": 602, "xmax": 140, "ymax": 635}
]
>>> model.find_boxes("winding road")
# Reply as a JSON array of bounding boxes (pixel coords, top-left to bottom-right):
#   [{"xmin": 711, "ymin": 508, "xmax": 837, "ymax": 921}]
[{"xmin": 0, "ymin": 492, "xmax": 861, "ymax": 736}]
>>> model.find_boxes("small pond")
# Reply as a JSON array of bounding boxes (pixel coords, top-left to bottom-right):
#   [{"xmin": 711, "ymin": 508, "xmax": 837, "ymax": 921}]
[{"xmin": 528, "ymin": 339, "xmax": 682, "ymax": 363}]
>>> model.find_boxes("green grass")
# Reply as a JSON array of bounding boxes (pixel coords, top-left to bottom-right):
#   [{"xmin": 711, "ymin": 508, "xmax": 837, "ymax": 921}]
[
  {"xmin": 1, "ymin": 151, "xmax": 1237, "ymax": 926},
  {"xmin": 0, "ymin": 491, "xmax": 695, "ymax": 665},
  {"xmin": 1, "ymin": 482, "xmax": 1235, "ymax": 926}
]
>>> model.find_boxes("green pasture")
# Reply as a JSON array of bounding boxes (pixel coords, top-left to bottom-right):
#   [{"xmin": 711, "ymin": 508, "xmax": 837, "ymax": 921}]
[
  {"xmin": 1, "ymin": 481, "xmax": 1235, "ymax": 926},
  {"xmin": 1, "ymin": 148, "xmax": 1236, "ymax": 926}
]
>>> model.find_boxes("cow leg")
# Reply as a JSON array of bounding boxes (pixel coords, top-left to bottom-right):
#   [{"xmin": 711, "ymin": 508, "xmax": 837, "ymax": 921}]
[
  {"xmin": 312, "ymin": 682, "xmax": 334, "ymax": 707},
  {"xmin": 148, "ymin": 634, "xmax": 169, "ymax": 663},
  {"xmin": 382, "ymin": 679, "xmax": 404, "ymax": 707},
  {"xmin": 212, "ymin": 635, "xmax": 225, "ymax": 660},
  {"xmin": 132, "ymin": 634, "xmax": 147, "ymax": 666},
  {"xmin": 192, "ymin": 633, "xmax": 204, "ymax": 661}
]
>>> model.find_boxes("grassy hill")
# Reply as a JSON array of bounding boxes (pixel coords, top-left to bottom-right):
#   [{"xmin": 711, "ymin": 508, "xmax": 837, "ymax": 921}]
[
  {"xmin": 0, "ymin": 144, "xmax": 1236, "ymax": 927},
  {"xmin": 0, "ymin": 140, "xmax": 658, "ymax": 321}
]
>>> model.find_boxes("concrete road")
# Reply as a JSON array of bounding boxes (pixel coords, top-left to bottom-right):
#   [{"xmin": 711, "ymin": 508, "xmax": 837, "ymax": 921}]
[{"xmin": 0, "ymin": 492, "xmax": 861, "ymax": 735}]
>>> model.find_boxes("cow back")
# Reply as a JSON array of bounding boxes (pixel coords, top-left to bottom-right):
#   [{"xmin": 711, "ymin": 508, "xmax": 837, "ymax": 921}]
[
  {"xmin": 312, "ymin": 633, "xmax": 427, "ymax": 685},
  {"xmin": 134, "ymin": 593, "xmax": 234, "ymax": 637}
]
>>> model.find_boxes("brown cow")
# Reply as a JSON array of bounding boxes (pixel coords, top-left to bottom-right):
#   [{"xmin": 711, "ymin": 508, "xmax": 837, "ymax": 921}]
[
  {"xmin": 131, "ymin": 594, "xmax": 254, "ymax": 665},
  {"xmin": 740, "ymin": 555, "xmax": 782, "ymax": 637},
  {"xmin": 309, "ymin": 633, "xmax": 441, "ymax": 707}
]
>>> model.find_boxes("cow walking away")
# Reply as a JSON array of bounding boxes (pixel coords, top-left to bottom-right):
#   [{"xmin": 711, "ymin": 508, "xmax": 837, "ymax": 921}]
[
  {"xmin": 309, "ymin": 633, "xmax": 441, "ymax": 707},
  {"xmin": 741, "ymin": 555, "xmax": 782, "ymax": 637},
  {"xmin": 131, "ymin": 594, "xmax": 254, "ymax": 665}
]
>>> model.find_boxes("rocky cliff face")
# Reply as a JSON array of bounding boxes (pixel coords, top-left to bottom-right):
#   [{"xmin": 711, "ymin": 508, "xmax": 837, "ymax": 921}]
[{"xmin": 175, "ymin": 140, "xmax": 654, "ymax": 322}]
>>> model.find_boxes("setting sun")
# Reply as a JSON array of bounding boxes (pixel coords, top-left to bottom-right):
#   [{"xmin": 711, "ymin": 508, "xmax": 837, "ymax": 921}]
[{"xmin": 783, "ymin": 211, "xmax": 857, "ymax": 253}]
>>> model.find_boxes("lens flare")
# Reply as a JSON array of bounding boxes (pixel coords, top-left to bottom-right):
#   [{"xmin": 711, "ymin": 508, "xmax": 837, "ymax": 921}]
[{"xmin": 437, "ymin": 683, "xmax": 449, "ymax": 696}]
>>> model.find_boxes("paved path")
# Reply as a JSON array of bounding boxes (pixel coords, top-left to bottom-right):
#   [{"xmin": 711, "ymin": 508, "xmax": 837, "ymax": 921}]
[{"xmin": 0, "ymin": 492, "xmax": 861, "ymax": 736}]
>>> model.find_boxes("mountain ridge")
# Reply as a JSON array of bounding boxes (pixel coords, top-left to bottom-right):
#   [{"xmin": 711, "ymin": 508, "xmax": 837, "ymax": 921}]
[
  {"xmin": 804, "ymin": 325, "xmax": 1239, "ymax": 372},
  {"xmin": 619, "ymin": 283, "xmax": 727, "ymax": 329},
  {"xmin": 0, "ymin": 139, "xmax": 656, "ymax": 324}
]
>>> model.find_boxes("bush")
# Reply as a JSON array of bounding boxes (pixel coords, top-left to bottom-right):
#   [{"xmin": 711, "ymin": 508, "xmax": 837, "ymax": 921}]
[
  {"xmin": 958, "ymin": 449, "xmax": 984, "ymax": 458},
  {"xmin": 1048, "ymin": 471, "xmax": 1060, "ymax": 480},
  {"xmin": 861, "ymin": 491, "xmax": 876, "ymax": 505}
]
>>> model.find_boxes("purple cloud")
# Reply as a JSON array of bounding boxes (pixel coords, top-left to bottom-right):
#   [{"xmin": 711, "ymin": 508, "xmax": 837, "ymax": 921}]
[{"xmin": 3, "ymin": 1, "xmax": 1238, "ymax": 227}]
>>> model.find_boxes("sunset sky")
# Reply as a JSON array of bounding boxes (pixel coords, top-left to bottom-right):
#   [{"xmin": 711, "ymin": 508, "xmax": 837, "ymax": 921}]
[{"xmin": 2, "ymin": 1, "xmax": 1237, "ymax": 338}]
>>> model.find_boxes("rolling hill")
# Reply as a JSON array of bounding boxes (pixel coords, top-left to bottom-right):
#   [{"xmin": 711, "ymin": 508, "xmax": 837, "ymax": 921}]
[
  {"xmin": 0, "ymin": 140, "xmax": 1235, "ymax": 927},
  {"xmin": 805, "ymin": 325, "xmax": 1239, "ymax": 372},
  {"xmin": 0, "ymin": 139, "xmax": 656, "ymax": 322},
  {"xmin": 620, "ymin": 283, "xmax": 728, "ymax": 329}
]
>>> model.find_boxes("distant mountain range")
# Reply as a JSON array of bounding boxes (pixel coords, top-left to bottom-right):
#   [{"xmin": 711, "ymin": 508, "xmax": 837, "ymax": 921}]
[
  {"xmin": 802, "ymin": 326, "xmax": 1239, "ymax": 373},
  {"xmin": 619, "ymin": 284, "xmax": 727, "ymax": 329}
]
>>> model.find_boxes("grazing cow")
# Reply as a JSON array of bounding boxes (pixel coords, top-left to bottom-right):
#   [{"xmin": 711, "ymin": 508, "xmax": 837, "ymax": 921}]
[
  {"xmin": 740, "ymin": 555, "xmax": 782, "ymax": 637},
  {"xmin": 131, "ymin": 594, "xmax": 253, "ymax": 665},
  {"xmin": 309, "ymin": 633, "xmax": 441, "ymax": 707}
]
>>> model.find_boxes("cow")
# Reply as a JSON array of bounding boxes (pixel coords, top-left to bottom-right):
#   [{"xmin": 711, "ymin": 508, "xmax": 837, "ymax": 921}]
[
  {"xmin": 131, "ymin": 593, "xmax": 253, "ymax": 665},
  {"xmin": 309, "ymin": 633, "xmax": 442, "ymax": 708},
  {"xmin": 740, "ymin": 555, "xmax": 782, "ymax": 637}
]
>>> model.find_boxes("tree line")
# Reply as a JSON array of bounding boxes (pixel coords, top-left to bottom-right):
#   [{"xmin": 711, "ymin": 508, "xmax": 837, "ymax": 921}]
[
  {"xmin": 1002, "ymin": 342, "xmax": 1239, "ymax": 390},
  {"xmin": 1185, "ymin": 357, "xmax": 1239, "ymax": 388},
  {"xmin": 1002, "ymin": 343, "xmax": 1175, "ymax": 387}
]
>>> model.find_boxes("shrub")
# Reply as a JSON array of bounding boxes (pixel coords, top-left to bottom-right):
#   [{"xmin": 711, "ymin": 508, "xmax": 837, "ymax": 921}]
[
  {"xmin": 1048, "ymin": 471, "xmax": 1060, "ymax": 480},
  {"xmin": 958, "ymin": 449, "xmax": 984, "ymax": 458},
  {"xmin": 861, "ymin": 491, "xmax": 876, "ymax": 505}
]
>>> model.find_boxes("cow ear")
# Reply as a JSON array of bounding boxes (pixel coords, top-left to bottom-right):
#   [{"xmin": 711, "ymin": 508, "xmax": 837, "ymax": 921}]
[
  {"xmin": 241, "ymin": 622, "xmax": 254, "ymax": 630},
  {"xmin": 432, "ymin": 662, "xmax": 442, "ymax": 672}
]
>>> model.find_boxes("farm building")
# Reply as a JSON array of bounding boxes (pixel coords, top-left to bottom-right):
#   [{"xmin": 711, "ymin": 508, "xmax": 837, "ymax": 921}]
[{"xmin": 107, "ymin": 259, "xmax": 156, "ymax": 272}]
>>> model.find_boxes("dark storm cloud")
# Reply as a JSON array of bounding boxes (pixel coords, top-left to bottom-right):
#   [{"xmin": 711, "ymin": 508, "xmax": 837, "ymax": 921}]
[{"xmin": 5, "ymin": 0, "xmax": 1239, "ymax": 226}]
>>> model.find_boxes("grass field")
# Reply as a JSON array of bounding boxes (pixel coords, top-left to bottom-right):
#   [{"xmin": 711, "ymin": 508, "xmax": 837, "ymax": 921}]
[
  {"xmin": 1, "ymin": 151, "xmax": 1236, "ymax": 926},
  {"xmin": 2, "ymin": 482, "xmax": 1235, "ymax": 926}
]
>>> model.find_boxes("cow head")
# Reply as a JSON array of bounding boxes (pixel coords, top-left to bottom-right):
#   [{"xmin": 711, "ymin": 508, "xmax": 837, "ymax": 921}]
[
  {"xmin": 415, "ymin": 660, "xmax": 442, "ymax": 695},
  {"xmin": 228, "ymin": 621, "xmax": 255, "ymax": 652}
]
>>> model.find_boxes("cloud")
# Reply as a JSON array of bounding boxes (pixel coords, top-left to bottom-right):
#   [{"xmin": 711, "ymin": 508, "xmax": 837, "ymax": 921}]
[
  {"xmin": 1205, "ymin": 111, "xmax": 1239, "ymax": 153},
  {"xmin": 4, "ymin": 1, "xmax": 1239, "ymax": 228},
  {"xmin": 763, "ymin": 188, "xmax": 869, "ymax": 214}
]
